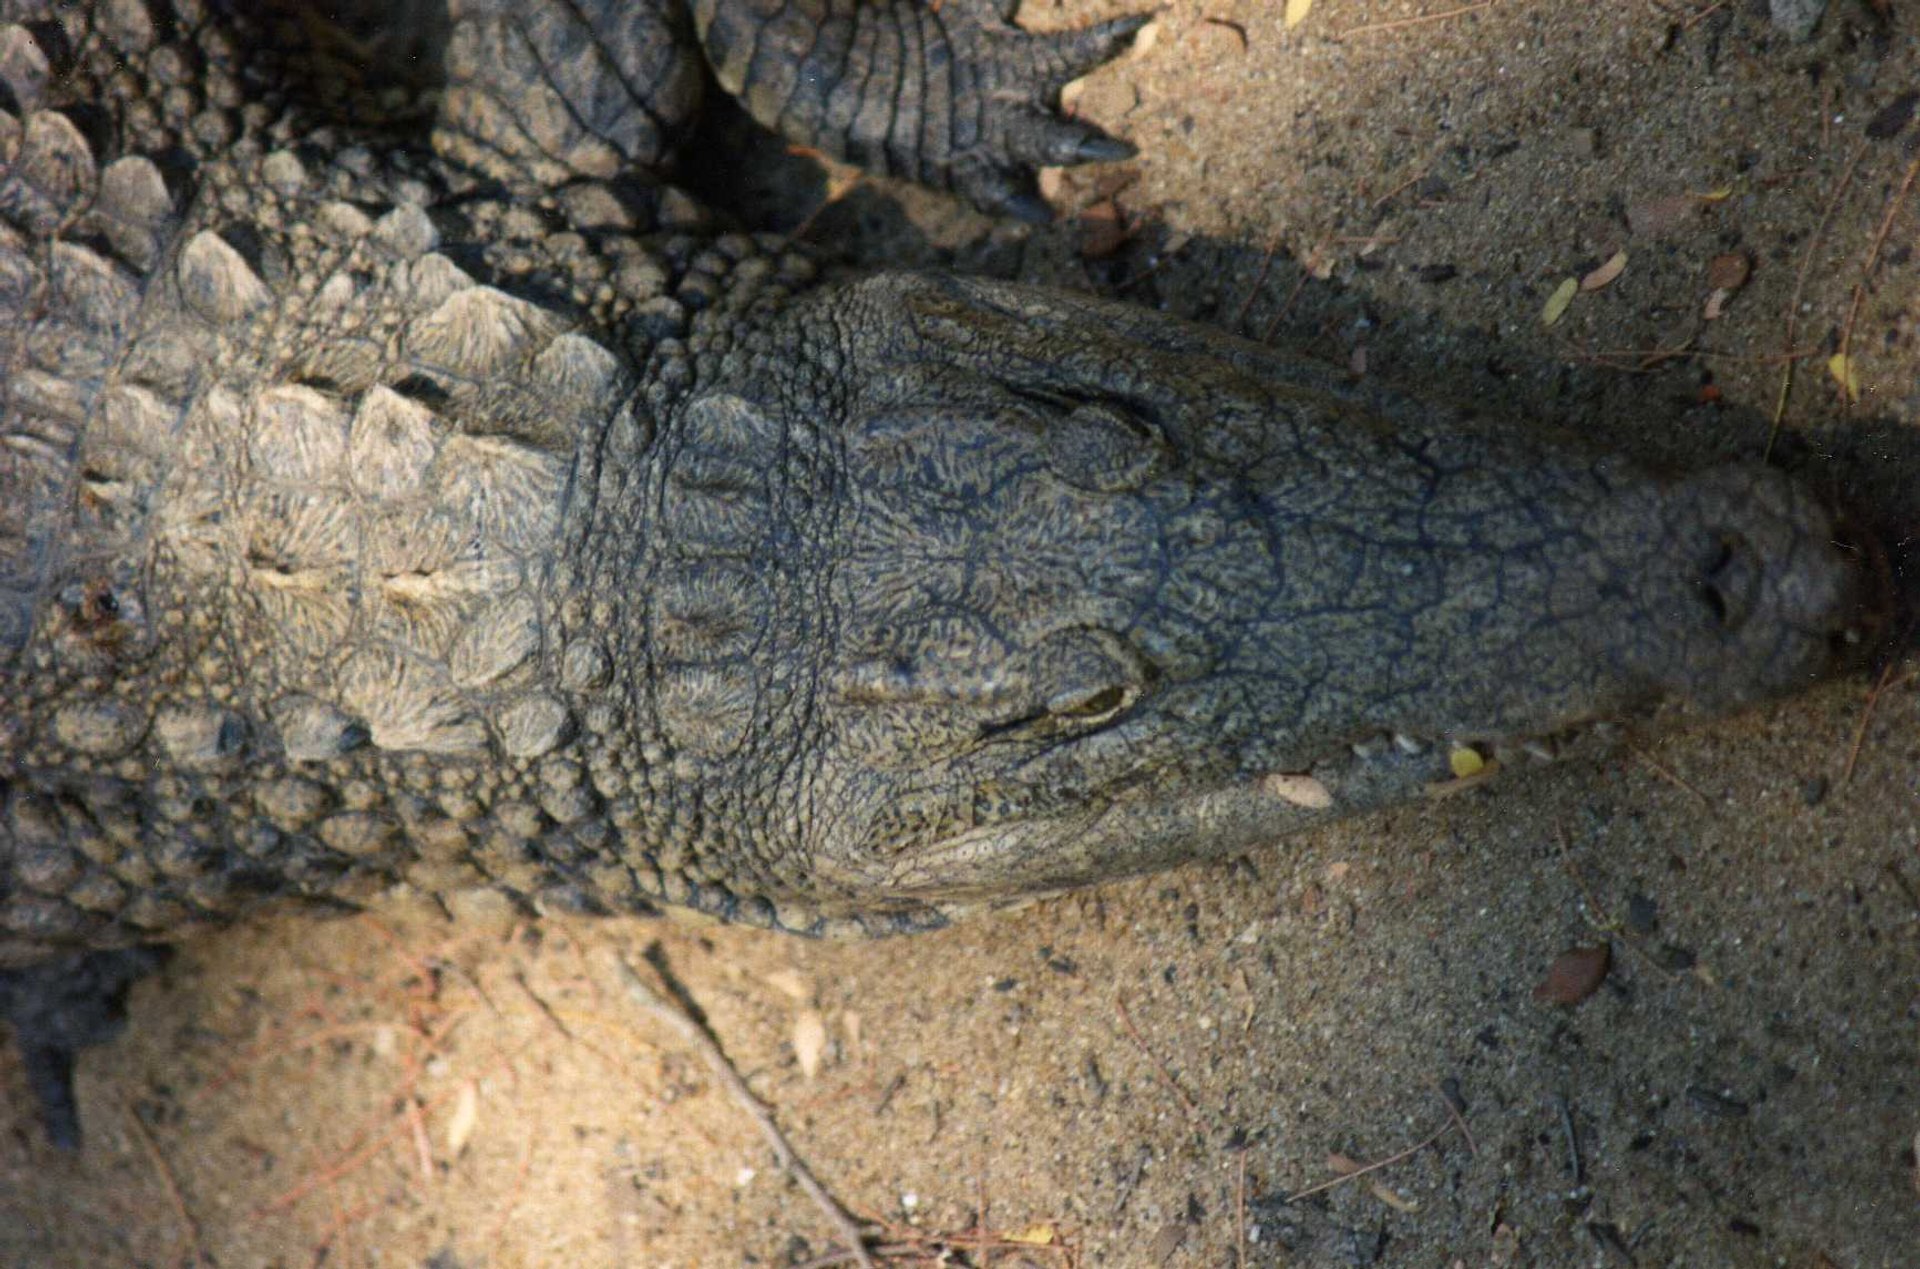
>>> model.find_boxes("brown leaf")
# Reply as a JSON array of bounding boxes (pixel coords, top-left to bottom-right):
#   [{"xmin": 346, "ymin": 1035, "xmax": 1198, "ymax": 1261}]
[
  {"xmin": 1326, "ymin": 1151, "xmax": 1364, "ymax": 1175},
  {"xmin": 1627, "ymin": 194, "xmax": 1701, "ymax": 238},
  {"xmin": 1078, "ymin": 200, "xmax": 1131, "ymax": 258},
  {"xmin": 1580, "ymin": 250, "xmax": 1628, "ymax": 291},
  {"xmin": 1705, "ymin": 251, "xmax": 1751, "ymax": 291},
  {"xmin": 1533, "ymin": 944, "xmax": 1611, "ymax": 1005}
]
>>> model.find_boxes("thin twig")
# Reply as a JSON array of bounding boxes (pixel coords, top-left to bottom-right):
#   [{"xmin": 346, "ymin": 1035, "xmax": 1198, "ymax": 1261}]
[
  {"xmin": 1234, "ymin": 235, "xmax": 1282, "ymax": 332},
  {"xmin": 612, "ymin": 954, "xmax": 876, "ymax": 1269},
  {"xmin": 1431, "ymin": 1081, "xmax": 1477, "ymax": 1156},
  {"xmin": 1556, "ymin": 827, "xmax": 1678, "ymax": 981},
  {"xmin": 1841, "ymin": 662, "xmax": 1918, "ymax": 784},
  {"xmin": 1836, "ymin": 150, "xmax": 1920, "ymax": 406},
  {"xmin": 1554, "ymin": 1093, "xmax": 1583, "ymax": 1183},
  {"xmin": 1114, "ymin": 994, "xmax": 1200, "ymax": 1118},
  {"xmin": 1344, "ymin": 1, "xmax": 1501, "ymax": 37},
  {"xmin": 123, "ymin": 1101, "xmax": 203, "ymax": 1269},
  {"xmin": 482, "ymin": 1126, "xmax": 540, "ymax": 1251},
  {"xmin": 1681, "ymin": 0, "xmax": 1733, "ymax": 30},
  {"xmin": 1769, "ymin": 140, "xmax": 1867, "ymax": 458},
  {"xmin": 1284, "ymin": 1119, "xmax": 1456, "ymax": 1203},
  {"xmin": 1633, "ymin": 750, "xmax": 1712, "ymax": 807},
  {"xmin": 1235, "ymin": 1149, "xmax": 1249, "ymax": 1269}
]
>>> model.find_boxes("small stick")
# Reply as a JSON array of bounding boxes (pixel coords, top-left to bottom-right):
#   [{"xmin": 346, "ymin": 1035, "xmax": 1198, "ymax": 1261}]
[
  {"xmin": 1431, "ymin": 1081, "xmax": 1477, "ymax": 1156},
  {"xmin": 612, "ymin": 954, "xmax": 876, "ymax": 1269},
  {"xmin": 481, "ymin": 1126, "xmax": 540, "ymax": 1251},
  {"xmin": 1841, "ymin": 661, "xmax": 1916, "ymax": 785},
  {"xmin": 1769, "ymin": 140, "xmax": 1867, "ymax": 458},
  {"xmin": 1554, "ymin": 1094, "xmax": 1583, "ymax": 1183},
  {"xmin": 1633, "ymin": 750, "xmax": 1712, "ymax": 807},
  {"xmin": 1114, "ymin": 995, "xmax": 1200, "ymax": 1117},
  {"xmin": 1344, "ymin": 1, "xmax": 1501, "ymax": 37},
  {"xmin": 1283, "ymin": 1119, "xmax": 1455, "ymax": 1203},
  {"xmin": 1680, "ymin": 0, "xmax": 1732, "ymax": 29},
  {"xmin": 1836, "ymin": 150, "xmax": 1920, "ymax": 393},
  {"xmin": 1234, "ymin": 235, "xmax": 1283, "ymax": 332},
  {"xmin": 123, "ymin": 1101, "xmax": 203, "ymax": 1269},
  {"xmin": 1234, "ymin": 1149, "xmax": 1249, "ymax": 1269}
]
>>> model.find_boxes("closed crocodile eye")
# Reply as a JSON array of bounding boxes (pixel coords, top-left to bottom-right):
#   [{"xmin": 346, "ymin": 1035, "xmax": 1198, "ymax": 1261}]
[{"xmin": 1048, "ymin": 682, "xmax": 1134, "ymax": 721}]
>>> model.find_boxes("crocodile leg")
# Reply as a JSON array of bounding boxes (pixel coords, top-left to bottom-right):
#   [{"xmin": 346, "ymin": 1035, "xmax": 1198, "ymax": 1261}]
[
  {"xmin": 0, "ymin": 947, "xmax": 166, "ymax": 1147},
  {"xmin": 691, "ymin": 0, "xmax": 1148, "ymax": 218}
]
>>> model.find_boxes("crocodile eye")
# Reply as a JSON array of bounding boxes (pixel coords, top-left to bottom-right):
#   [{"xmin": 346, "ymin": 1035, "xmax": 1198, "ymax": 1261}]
[{"xmin": 1047, "ymin": 682, "xmax": 1135, "ymax": 723}]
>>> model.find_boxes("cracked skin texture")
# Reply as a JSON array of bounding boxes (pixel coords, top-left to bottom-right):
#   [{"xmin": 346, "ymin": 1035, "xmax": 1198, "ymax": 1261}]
[{"xmin": 0, "ymin": 0, "xmax": 1884, "ymax": 974}]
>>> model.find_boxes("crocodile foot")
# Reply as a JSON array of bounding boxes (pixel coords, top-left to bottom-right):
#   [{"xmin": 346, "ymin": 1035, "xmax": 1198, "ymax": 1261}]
[
  {"xmin": 697, "ymin": 0, "xmax": 1151, "ymax": 220},
  {"xmin": 1, "ymin": 947, "xmax": 168, "ymax": 1148}
]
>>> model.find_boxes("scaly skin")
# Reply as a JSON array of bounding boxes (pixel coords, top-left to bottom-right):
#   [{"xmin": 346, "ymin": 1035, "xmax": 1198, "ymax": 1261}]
[{"xmin": 0, "ymin": 0, "xmax": 1884, "ymax": 984}]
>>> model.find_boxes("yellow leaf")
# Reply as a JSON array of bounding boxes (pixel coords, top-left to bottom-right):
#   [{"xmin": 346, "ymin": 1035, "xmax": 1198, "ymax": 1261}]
[
  {"xmin": 1695, "ymin": 187, "xmax": 1735, "ymax": 202},
  {"xmin": 1827, "ymin": 353, "xmax": 1861, "ymax": 402},
  {"xmin": 1580, "ymin": 250, "xmax": 1627, "ymax": 291},
  {"xmin": 1008, "ymin": 1225, "xmax": 1057, "ymax": 1246},
  {"xmin": 1286, "ymin": 0, "xmax": 1314, "ymax": 28},
  {"xmin": 1541, "ymin": 277, "xmax": 1578, "ymax": 327},
  {"xmin": 1449, "ymin": 746, "xmax": 1486, "ymax": 779}
]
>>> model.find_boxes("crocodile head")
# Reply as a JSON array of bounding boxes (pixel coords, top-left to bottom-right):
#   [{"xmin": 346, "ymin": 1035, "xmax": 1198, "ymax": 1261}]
[{"xmin": 632, "ymin": 273, "xmax": 1882, "ymax": 925}]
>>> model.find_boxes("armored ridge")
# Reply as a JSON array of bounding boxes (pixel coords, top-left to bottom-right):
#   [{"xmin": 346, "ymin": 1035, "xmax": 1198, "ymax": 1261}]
[{"xmin": 0, "ymin": 0, "xmax": 1884, "ymax": 976}]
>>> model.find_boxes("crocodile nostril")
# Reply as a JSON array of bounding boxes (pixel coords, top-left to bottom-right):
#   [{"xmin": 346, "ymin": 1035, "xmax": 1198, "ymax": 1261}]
[
  {"xmin": 1700, "ymin": 534, "xmax": 1755, "ymax": 631},
  {"xmin": 1699, "ymin": 580, "xmax": 1730, "ymax": 627}
]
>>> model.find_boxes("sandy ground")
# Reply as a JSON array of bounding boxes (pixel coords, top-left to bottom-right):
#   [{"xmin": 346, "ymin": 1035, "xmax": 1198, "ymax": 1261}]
[{"xmin": 5, "ymin": 1, "xmax": 1920, "ymax": 1265}]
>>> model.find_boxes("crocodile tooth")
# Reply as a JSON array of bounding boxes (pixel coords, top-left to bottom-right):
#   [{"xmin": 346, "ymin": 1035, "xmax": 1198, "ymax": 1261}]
[{"xmin": 1349, "ymin": 733, "xmax": 1390, "ymax": 760}]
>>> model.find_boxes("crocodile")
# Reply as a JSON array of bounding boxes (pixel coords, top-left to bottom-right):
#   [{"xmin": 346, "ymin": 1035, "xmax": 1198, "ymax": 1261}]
[{"xmin": 0, "ymin": 0, "xmax": 1888, "ymax": 1142}]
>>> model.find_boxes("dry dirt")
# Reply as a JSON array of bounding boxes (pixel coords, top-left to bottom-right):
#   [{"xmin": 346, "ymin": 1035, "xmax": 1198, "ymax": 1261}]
[{"xmin": 5, "ymin": 1, "xmax": 1920, "ymax": 1265}]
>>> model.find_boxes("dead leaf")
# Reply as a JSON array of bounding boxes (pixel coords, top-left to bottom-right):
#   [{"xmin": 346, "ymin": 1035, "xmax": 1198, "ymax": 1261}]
[
  {"xmin": 1285, "ymin": 0, "xmax": 1314, "ymax": 28},
  {"xmin": 445, "ymin": 1080, "xmax": 479, "ymax": 1157},
  {"xmin": 1008, "ymin": 1225, "xmax": 1058, "ymax": 1246},
  {"xmin": 1369, "ymin": 1179, "xmax": 1419, "ymax": 1212},
  {"xmin": 1695, "ymin": 186, "xmax": 1734, "ymax": 202},
  {"xmin": 1262, "ymin": 772, "xmax": 1333, "ymax": 809},
  {"xmin": 1580, "ymin": 250, "xmax": 1628, "ymax": 291},
  {"xmin": 1326, "ymin": 1152, "xmax": 1364, "ymax": 1175},
  {"xmin": 793, "ymin": 1008, "xmax": 828, "ymax": 1078},
  {"xmin": 1705, "ymin": 251, "xmax": 1751, "ymax": 291},
  {"xmin": 1627, "ymin": 194, "xmax": 1700, "ymax": 237},
  {"xmin": 1827, "ymin": 352, "xmax": 1862, "ymax": 402},
  {"xmin": 1533, "ymin": 944, "xmax": 1611, "ymax": 1006},
  {"xmin": 1078, "ymin": 199, "xmax": 1130, "ymax": 258},
  {"xmin": 1541, "ymin": 277, "xmax": 1579, "ymax": 326},
  {"xmin": 1703, "ymin": 288, "xmax": 1731, "ymax": 321}
]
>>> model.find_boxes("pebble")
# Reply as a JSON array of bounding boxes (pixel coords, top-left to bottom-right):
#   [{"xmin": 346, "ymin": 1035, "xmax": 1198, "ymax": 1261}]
[{"xmin": 1770, "ymin": 0, "xmax": 1826, "ymax": 40}]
